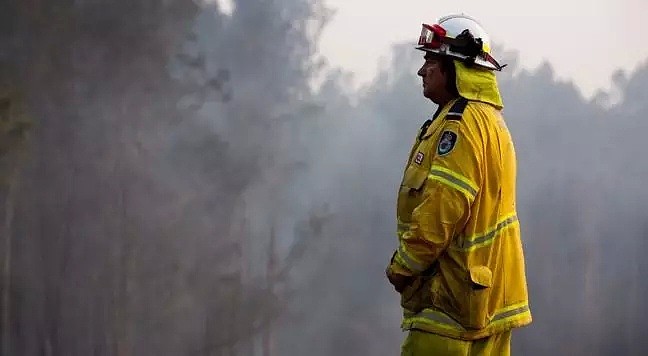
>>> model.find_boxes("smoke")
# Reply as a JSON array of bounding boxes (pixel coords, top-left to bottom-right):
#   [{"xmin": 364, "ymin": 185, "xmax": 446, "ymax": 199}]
[
  {"xmin": 1, "ymin": 0, "xmax": 647, "ymax": 355},
  {"xmin": 275, "ymin": 40, "xmax": 648, "ymax": 355}
]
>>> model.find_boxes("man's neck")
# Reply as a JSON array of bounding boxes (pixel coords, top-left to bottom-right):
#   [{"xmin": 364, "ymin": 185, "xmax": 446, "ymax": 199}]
[{"xmin": 436, "ymin": 94, "xmax": 459, "ymax": 109}]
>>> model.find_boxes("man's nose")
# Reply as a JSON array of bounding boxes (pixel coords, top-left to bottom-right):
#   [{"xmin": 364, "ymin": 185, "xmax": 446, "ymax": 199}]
[{"xmin": 417, "ymin": 66, "xmax": 425, "ymax": 77}]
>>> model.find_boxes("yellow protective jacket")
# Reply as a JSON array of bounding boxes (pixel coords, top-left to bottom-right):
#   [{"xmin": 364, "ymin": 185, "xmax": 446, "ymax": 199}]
[{"xmin": 388, "ymin": 63, "xmax": 532, "ymax": 340}]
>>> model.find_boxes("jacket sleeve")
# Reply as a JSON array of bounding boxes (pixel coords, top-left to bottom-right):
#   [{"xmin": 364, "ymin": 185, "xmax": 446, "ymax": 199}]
[{"xmin": 390, "ymin": 116, "xmax": 483, "ymax": 276}]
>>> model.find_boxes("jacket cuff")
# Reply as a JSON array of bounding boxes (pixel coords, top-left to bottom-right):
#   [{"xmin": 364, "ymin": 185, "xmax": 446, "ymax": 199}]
[{"xmin": 388, "ymin": 251, "xmax": 415, "ymax": 277}]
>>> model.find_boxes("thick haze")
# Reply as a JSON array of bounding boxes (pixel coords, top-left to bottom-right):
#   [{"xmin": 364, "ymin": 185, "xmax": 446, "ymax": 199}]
[
  {"xmin": 0, "ymin": 1, "xmax": 647, "ymax": 356},
  {"xmin": 318, "ymin": 0, "xmax": 648, "ymax": 99}
]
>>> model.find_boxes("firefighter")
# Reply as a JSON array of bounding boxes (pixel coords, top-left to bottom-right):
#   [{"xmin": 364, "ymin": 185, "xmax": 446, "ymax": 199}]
[{"xmin": 385, "ymin": 13, "xmax": 532, "ymax": 355}]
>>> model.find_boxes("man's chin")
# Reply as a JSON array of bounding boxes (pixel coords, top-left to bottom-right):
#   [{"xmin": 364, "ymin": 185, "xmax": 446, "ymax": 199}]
[{"xmin": 422, "ymin": 91, "xmax": 440, "ymax": 104}]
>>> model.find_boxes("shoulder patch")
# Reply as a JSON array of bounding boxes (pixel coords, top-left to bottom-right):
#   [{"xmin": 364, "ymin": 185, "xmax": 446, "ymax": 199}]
[{"xmin": 437, "ymin": 130, "xmax": 458, "ymax": 156}]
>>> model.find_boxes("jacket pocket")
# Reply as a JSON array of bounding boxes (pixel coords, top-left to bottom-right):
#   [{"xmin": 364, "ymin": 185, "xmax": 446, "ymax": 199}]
[
  {"xmin": 464, "ymin": 265, "xmax": 493, "ymax": 329},
  {"xmin": 401, "ymin": 164, "xmax": 428, "ymax": 190},
  {"xmin": 397, "ymin": 165, "xmax": 428, "ymax": 218},
  {"xmin": 429, "ymin": 266, "xmax": 494, "ymax": 329}
]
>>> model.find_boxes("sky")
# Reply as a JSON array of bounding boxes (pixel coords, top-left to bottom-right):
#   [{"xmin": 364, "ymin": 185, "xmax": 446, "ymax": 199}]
[{"xmin": 317, "ymin": 0, "xmax": 648, "ymax": 98}]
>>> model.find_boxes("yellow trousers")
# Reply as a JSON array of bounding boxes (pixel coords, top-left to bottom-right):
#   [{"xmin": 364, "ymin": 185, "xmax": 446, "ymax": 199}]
[{"xmin": 401, "ymin": 330, "xmax": 511, "ymax": 356}]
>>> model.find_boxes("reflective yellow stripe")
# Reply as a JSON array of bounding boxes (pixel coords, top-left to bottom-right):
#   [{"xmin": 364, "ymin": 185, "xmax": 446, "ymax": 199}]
[
  {"xmin": 393, "ymin": 253, "xmax": 409, "ymax": 271},
  {"xmin": 453, "ymin": 213, "xmax": 518, "ymax": 251},
  {"xmin": 405, "ymin": 302, "xmax": 531, "ymax": 332},
  {"xmin": 490, "ymin": 302, "xmax": 531, "ymax": 328},
  {"xmin": 428, "ymin": 166, "xmax": 478, "ymax": 200},
  {"xmin": 415, "ymin": 309, "xmax": 465, "ymax": 331},
  {"xmin": 406, "ymin": 316, "xmax": 462, "ymax": 332},
  {"xmin": 493, "ymin": 302, "xmax": 529, "ymax": 318},
  {"xmin": 396, "ymin": 243, "xmax": 427, "ymax": 273}
]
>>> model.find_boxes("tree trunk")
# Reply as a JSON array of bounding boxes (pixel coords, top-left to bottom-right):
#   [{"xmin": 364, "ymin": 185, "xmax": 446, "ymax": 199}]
[
  {"xmin": 1, "ymin": 167, "xmax": 20, "ymax": 356},
  {"xmin": 263, "ymin": 222, "xmax": 277, "ymax": 356}
]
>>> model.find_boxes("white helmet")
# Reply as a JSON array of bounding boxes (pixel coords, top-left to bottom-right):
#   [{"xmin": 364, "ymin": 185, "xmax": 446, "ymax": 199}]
[{"xmin": 416, "ymin": 14, "xmax": 505, "ymax": 71}]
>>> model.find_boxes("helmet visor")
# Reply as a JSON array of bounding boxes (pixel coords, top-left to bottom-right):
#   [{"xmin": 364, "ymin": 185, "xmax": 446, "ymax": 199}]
[{"xmin": 417, "ymin": 24, "xmax": 446, "ymax": 49}]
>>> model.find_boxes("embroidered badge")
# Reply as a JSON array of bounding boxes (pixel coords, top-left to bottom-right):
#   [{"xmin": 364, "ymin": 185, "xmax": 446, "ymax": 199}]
[
  {"xmin": 437, "ymin": 130, "xmax": 458, "ymax": 156},
  {"xmin": 414, "ymin": 151, "xmax": 424, "ymax": 165}
]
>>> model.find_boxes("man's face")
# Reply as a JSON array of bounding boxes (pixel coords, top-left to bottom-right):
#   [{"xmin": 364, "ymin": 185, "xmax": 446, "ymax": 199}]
[{"xmin": 417, "ymin": 53, "xmax": 447, "ymax": 103}]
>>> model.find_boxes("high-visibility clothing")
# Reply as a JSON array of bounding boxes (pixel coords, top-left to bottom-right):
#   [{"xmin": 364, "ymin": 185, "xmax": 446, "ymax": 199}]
[{"xmin": 387, "ymin": 92, "xmax": 532, "ymax": 340}]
